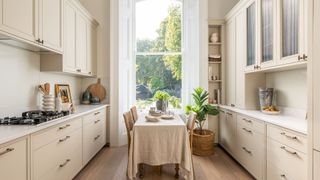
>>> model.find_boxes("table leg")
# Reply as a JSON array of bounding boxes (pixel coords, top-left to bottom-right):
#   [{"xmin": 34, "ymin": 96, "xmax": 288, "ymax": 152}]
[
  {"xmin": 139, "ymin": 163, "xmax": 144, "ymax": 178},
  {"xmin": 175, "ymin": 163, "xmax": 179, "ymax": 178}
]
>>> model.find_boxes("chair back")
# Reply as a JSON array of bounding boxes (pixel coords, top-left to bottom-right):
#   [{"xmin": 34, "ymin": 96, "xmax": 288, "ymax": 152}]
[
  {"xmin": 123, "ymin": 111, "xmax": 134, "ymax": 149},
  {"xmin": 130, "ymin": 106, "xmax": 139, "ymax": 122},
  {"xmin": 186, "ymin": 112, "xmax": 196, "ymax": 151}
]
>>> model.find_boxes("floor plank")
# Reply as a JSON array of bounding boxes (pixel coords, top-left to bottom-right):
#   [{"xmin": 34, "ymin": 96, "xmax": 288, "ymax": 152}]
[{"xmin": 74, "ymin": 146, "xmax": 254, "ymax": 180}]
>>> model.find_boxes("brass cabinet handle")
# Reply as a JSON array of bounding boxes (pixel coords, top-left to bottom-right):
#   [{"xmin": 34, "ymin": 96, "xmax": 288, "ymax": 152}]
[
  {"xmin": 231, "ymin": 104, "xmax": 235, "ymax": 107},
  {"xmin": 94, "ymin": 119, "xmax": 101, "ymax": 124},
  {"xmin": 280, "ymin": 174, "xmax": 287, "ymax": 179},
  {"xmin": 36, "ymin": 38, "xmax": 41, "ymax": 43},
  {"xmin": 242, "ymin": 128, "xmax": 252, "ymax": 133},
  {"xmin": 59, "ymin": 159, "xmax": 71, "ymax": 167},
  {"xmin": 0, "ymin": 148, "xmax": 14, "ymax": 156},
  {"xmin": 280, "ymin": 146, "xmax": 298, "ymax": 156},
  {"xmin": 89, "ymin": 72, "xmax": 92, "ymax": 75},
  {"xmin": 59, "ymin": 136, "xmax": 70, "ymax": 143},
  {"xmin": 94, "ymin": 112, "xmax": 100, "ymax": 115},
  {"xmin": 219, "ymin": 110, "xmax": 225, "ymax": 113},
  {"xmin": 58, "ymin": 124, "xmax": 70, "ymax": 130},
  {"xmin": 76, "ymin": 69, "xmax": 81, "ymax": 72},
  {"xmin": 242, "ymin": 118, "xmax": 252, "ymax": 123},
  {"xmin": 226, "ymin": 112, "xmax": 233, "ymax": 116},
  {"xmin": 94, "ymin": 135, "xmax": 101, "ymax": 140},
  {"xmin": 280, "ymin": 132, "xmax": 298, "ymax": 140},
  {"xmin": 242, "ymin": 147, "xmax": 252, "ymax": 154}
]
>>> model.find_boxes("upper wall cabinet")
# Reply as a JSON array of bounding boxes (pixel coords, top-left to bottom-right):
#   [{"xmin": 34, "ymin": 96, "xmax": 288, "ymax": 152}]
[
  {"xmin": 245, "ymin": 0, "xmax": 257, "ymax": 72},
  {"xmin": 0, "ymin": 0, "xmax": 62, "ymax": 53}
]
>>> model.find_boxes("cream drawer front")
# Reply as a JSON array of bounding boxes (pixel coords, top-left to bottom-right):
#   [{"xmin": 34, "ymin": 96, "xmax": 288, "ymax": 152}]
[
  {"xmin": 83, "ymin": 123, "xmax": 104, "ymax": 165},
  {"xmin": 237, "ymin": 124, "xmax": 265, "ymax": 180},
  {"xmin": 267, "ymin": 125, "xmax": 307, "ymax": 153},
  {"xmin": 83, "ymin": 109, "xmax": 106, "ymax": 125},
  {"xmin": 237, "ymin": 114, "xmax": 265, "ymax": 134},
  {"xmin": 32, "ymin": 117, "xmax": 82, "ymax": 150},
  {"xmin": 0, "ymin": 138, "xmax": 27, "ymax": 180},
  {"xmin": 267, "ymin": 138, "xmax": 307, "ymax": 180},
  {"xmin": 33, "ymin": 129, "xmax": 82, "ymax": 180},
  {"xmin": 267, "ymin": 162, "xmax": 295, "ymax": 180}
]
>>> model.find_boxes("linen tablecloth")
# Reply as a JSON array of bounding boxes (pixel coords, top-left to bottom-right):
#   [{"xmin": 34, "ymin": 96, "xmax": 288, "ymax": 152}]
[{"xmin": 127, "ymin": 114, "xmax": 194, "ymax": 179}]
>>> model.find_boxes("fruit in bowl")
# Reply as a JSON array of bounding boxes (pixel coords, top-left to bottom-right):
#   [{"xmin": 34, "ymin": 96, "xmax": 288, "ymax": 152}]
[{"xmin": 262, "ymin": 106, "xmax": 280, "ymax": 115}]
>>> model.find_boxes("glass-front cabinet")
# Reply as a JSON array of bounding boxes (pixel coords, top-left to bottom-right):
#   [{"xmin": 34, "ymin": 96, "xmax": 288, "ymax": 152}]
[
  {"xmin": 278, "ymin": 0, "xmax": 306, "ymax": 64},
  {"xmin": 245, "ymin": 0, "xmax": 257, "ymax": 71}
]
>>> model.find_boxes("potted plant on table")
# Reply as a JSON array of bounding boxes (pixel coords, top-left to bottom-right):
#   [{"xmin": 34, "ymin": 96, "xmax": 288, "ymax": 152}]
[
  {"xmin": 153, "ymin": 90, "xmax": 170, "ymax": 111},
  {"xmin": 185, "ymin": 87, "xmax": 219, "ymax": 156}
]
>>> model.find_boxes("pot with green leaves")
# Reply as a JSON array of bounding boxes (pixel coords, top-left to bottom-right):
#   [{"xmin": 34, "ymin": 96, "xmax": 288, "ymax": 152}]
[
  {"xmin": 153, "ymin": 91, "xmax": 170, "ymax": 112},
  {"xmin": 186, "ymin": 87, "xmax": 219, "ymax": 156}
]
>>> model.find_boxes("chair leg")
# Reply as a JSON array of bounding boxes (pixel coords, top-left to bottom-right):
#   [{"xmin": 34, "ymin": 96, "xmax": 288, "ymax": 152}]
[
  {"xmin": 139, "ymin": 163, "xmax": 144, "ymax": 178},
  {"xmin": 175, "ymin": 163, "xmax": 179, "ymax": 178}
]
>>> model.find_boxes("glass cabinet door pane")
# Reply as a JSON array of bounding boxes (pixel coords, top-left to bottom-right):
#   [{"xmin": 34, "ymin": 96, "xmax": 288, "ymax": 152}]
[
  {"xmin": 262, "ymin": 0, "xmax": 273, "ymax": 62},
  {"xmin": 247, "ymin": 2, "xmax": 256, "ymax": 66},
  {"xmin": 282, "ymin": 0, "xmax": 299, "ymax": 57}
]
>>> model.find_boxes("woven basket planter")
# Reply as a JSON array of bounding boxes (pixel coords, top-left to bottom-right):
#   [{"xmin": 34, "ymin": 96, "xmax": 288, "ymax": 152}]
[{"xmin": 192, "ymin": 129, "xmax": 215, "ymax": 156}]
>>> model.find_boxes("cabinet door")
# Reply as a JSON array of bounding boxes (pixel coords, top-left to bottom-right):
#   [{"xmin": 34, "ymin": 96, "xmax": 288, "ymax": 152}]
[
  {"xmin": 87, "ymin": 23, "xmax": 98, "ymax": 76},
  {"xmin": 245, "ymin": 0, "xmax": 258, "ymax": 71},
  {"xmin": 226, "ymin": 18, "xmax": 236, "ymax": 107},
  {"xmin": 260, "ymin": 0, "xmax": 276, "ymax": 68},
  {"xmin": 63, "ymin": 0, "xmax": 76, "ymax": 72},
  {"xmin": 314, "ymin": 150, "xmax": 320, "ymax": 180},
  {"xmin": 76, "ymin": 13, "xmax": 87, "ymax": 73},
  {"xmin": 277, "ymin": 0, "xmax": 305, "ymax": 64},
  {"xmin": 0, "ymin": 139, "xmax": 27, "ymax": 180},
  {"xmin": 40, "ymin": 0, "xmax": 62, "ymax": 52},
  {"xmin": 220, "ymin": 111, "xmax": 236, "ymax": 155},
  {"xmin": 0, "ymin": 0, "xmax": 36, "ymax": 42}
]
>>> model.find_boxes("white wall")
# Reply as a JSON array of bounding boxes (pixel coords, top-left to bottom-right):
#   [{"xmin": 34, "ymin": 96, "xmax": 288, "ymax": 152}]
[
  {"xmin": 208, "ymin": 0, "xmax": 239, "ymax": 19},
  {"xmin": 0, "ymin": 44, "xmax": 82, "ymax": 117},
  {"xmin": 266, "ymin": 68, "xmax": 307, "ymax": 109}
]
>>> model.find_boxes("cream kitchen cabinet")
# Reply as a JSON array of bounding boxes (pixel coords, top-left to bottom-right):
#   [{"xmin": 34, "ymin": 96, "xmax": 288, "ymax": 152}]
[
  {"xmin": 0, "ymin": 0, "xmax": 62, "ymax": 53},
  {"xmin": 226, "ymin": 18, "xmax": 236, "ymax": 107},
  {"xmin": 314, "ymin": 150, "xmax": 320, "ymax": 180},
  {"xmin": 245, "ymin": 0, "xmax": 258, "ymax": 72},
  {"xmin": 41, "ymin": 0, "xmax": 98, "ymax": 77},
  {"xmin": 219, "ymin": 109, "xmax": 236, "ymax": 156},
  {"xmin": 0, "ymin": 138, "xmax": 28, "ymax": 180}
]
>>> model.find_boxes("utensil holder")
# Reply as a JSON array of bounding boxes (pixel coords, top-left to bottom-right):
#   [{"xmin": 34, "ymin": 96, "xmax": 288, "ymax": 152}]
[{"xmin": 43, "ymin": 94, "xmax": 55, "ymax": 111}]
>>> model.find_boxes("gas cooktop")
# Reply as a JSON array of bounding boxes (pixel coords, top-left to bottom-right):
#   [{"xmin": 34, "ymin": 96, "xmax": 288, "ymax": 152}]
[{"xmin": 0, "ymin": 110, "xmax": 70, "ymax": 125}]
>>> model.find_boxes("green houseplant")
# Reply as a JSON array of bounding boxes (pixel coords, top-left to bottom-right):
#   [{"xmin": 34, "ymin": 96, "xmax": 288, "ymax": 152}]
[
  {"xmin": 153, "ymin": 90, "xmax": 170, "ymax": 111},
  {"xmin": 185, "ymin": 87, "xmax": 219, "ymax": 156}
]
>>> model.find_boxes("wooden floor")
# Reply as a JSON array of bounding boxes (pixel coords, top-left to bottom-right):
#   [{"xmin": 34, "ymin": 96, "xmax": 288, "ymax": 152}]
[{"xmin": 74, "ymin": 146, "xmax": 254, "ymax": 180}]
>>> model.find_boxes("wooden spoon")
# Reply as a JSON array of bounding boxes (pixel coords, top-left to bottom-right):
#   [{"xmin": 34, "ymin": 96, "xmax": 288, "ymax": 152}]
[{"xmin": 44, "ymin": 83, "xmax": 50, "ymax": 95}]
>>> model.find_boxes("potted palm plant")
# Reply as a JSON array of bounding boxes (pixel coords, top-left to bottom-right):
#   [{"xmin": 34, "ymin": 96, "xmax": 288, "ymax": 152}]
[
  {"xmin": 186, "ymin": 87, "xmax": 219, "ymax": 156},
  {"xmin": 153, "ymin": 90, "xmax": 170, "ymax": 111}
]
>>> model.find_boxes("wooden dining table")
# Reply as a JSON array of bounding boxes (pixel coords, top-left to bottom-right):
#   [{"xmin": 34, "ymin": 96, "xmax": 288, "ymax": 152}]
[{"xmin": 127, "ymin": 113, "xmax": 194, "ymax": 179}]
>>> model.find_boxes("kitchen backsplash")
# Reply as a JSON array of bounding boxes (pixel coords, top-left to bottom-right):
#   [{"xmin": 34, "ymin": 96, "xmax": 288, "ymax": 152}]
[{"xmin": 0, "ymin": 44, "xmax": 82, "ymax": 116}]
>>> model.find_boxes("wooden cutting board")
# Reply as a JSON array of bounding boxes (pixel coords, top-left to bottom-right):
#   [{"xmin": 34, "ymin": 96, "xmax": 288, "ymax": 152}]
[{"xmin": 87, "ymin": 78, "xmax": 106, "ymax": 101}]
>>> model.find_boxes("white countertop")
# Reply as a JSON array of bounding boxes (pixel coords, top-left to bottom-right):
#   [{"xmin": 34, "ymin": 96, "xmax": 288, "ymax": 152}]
[
  {"xmin": 219, "ymin": 105, "xmax": 307, "ymax": 135},
  {"xmin": 0, "ymin": 104, "xmax": 109, "ymax": 145}
]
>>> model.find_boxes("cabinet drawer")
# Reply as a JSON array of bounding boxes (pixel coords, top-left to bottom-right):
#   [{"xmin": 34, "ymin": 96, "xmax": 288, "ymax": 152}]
[
  {"xmin": 267, "ymin": 162, "xmax": 295, "ymax": 180},
  {"xmin": 32, "ymin": 117, "xmax": 82, "ymax": 150},
  {"xmin": 83, "ymin": 108, "xmax": 106, "ymax": 125},
  {"xmin": 237, "ymin": 114, "xmax": 265, "ymax": 134},
  {"xmin": 237, "ymin": 123, "xmax": 265, "ymax": 180},
  {"xmin": 267, "ymin": 138, "xmax": 307, "ymax": 180},
  {"xmin": 267, "ymin": 125, "xmax": 307, "ymax": 153},
  {"xmin": 0, "ymin": 138, "xmax": 27, "ymax": 180},
  {"xmin": 33, "ymin": 128, "xmax": 82, "ymax": 180},
  {"xmin": 83, "ymin": 123, "xmax": 104, "ymax": 165}
]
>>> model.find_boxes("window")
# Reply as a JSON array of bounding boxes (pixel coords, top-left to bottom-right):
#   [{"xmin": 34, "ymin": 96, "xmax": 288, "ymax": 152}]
[{"xmin": 135, "ymin": 0, "xmax": 182, "ymax": 109}]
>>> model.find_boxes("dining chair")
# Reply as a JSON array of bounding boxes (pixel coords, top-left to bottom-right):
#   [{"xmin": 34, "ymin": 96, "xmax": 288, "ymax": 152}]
[
  {"xmin": 175, "ymin": 112, "xmax": 196, "ymax": 179},
  {"xmin": 130, "ymin": 106, "xmax": 139, "ymax": 123},
  {"xmin": 123, "ymin": 111, "xmax": 134, "ymax": 152}
]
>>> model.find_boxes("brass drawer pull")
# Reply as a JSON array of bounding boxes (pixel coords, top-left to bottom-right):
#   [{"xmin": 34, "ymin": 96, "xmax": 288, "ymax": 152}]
[
  {"xmin": 280, "ymin": 132, "xmax": 298, "ymax": 140},
  {"xmin": 280, "ymin": 146, "xmax": 298, "ymax": 156},
  {"xmin": 242, "ymin": 128, "xmax": 252, "ymax": 133},
  {"xmin": 226, "ymin": 112, "xmax": 233, "ymax": 116},
  {"xmin": 94, "ymin": 119, "xmax": 101, "ymax": 124},
  {"xmin": 280, "ymin": 174, "xmax": 287, "ymax": 179},
  {"xmin": 219, "ymin": 110, "xmax": 225, "ymax": 113},
  {"xmin": 0, "ymin": 148, "xmax": 14, "ymax": 156},
  {"xmin": 94, "ymin": 135, "xmax": 101, "ymax": 140},
  {"xmin": 58, "ymin": 124, "xmax": 70, "ymax": 130},
  {"xmin": 59, "ymin": 136, "xmax": 70, "ymax": 142},
  {"xmin": 59, "ymin": 159, "xmax": 71, "ymax": 167},
  {"xmin": 242, "ymin": 118, "xmax": 252, "ymax": 123},
  {"xmin": 242, "ymin": 147, "xmax": 252, "ymax": 154},
  {"xmin": 94, "ymin": 112, "xmax": 100, "ymax": 115}
]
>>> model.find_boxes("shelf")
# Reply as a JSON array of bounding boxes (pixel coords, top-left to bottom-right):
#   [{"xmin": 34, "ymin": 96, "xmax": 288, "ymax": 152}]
[
  {"xmin": 209, "ymin": 80, "xmax": 222, "ymax": 83},
  {"xmin": 209, "ymin": 61, "xmax": 222, "ymax": 64},
  {"xmin": 209, "ymin": 42, "xmax": 222, "ymax": 46}
]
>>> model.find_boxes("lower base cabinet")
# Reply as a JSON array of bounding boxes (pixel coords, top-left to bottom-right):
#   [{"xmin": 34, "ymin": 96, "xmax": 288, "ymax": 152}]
[
  {"xmin": 314, "ymin": 150, "xmax": 320, "ymax": 180},
  {"xmin": 0, "ymin": 138, "xmax": 28, "ymax": 180}
]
